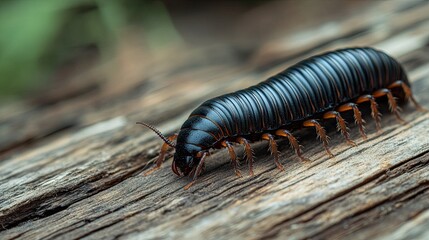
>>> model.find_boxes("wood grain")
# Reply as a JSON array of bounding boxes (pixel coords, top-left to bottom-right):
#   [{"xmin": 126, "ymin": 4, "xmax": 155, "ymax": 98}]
[{"xmin": 1, "ymin": 0, "xmax": 429, "ymax": 239}]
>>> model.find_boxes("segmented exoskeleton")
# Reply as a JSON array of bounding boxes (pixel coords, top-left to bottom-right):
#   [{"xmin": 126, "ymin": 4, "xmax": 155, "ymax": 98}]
[{"xmin": 138, "ymin": 47, "xmax": 424, "ymax": 189}]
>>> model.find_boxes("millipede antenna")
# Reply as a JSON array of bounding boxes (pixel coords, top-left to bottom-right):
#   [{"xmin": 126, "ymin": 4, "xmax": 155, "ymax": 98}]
[{"xmin": 136, "ymin": 122, "xmax": 176, "ymax": 147}]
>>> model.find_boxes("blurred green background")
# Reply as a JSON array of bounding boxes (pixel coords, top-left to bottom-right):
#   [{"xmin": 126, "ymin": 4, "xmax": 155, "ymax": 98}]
[{"xmin": 0, "ymin": 0, "xmax": 182, "ymax": 100}]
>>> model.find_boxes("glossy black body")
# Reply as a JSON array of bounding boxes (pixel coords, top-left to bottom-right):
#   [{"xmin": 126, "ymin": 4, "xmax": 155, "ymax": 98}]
[{"xmin": 173, "ymin": 47, "xmax": 409, "ymax": 174}]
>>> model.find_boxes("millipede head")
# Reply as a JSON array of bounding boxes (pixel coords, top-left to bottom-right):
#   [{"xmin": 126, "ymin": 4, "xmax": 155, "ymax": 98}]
[{"xmin": 172, "ymin": 147, "xmax": 205, "ymax": 177}]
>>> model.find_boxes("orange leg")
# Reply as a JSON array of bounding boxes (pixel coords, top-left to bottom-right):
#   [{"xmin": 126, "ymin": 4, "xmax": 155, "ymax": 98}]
[
  {"xmin": 221, "ymin": 141, "xmax": 242, "ymax": 177},
  {"xmin": 184, "ymin": 151, "xmax": 209, "ymax": 190},
  {"xmin": 303, "ymin": 119, "xmax": 334, "ymax": 157},
  {"xmin": 373, "ymin": 88, "xmax": 405, "ymax": 123},
  {"xmin": 237, "ymin": 137, "xmax": 255, "ymax": 176},
  {"xmin": 337, "ymin": 103, "xmax": 367, "ymax": 139},
  {"xmin": 356, "ymin": 94, "xmax": 382, "ymax": 132},
  {"xmin": 323, "ymin": 111, "xmax": 356, "ymax": 146},
  {"xmin": 275, "ymin": 129, "xmax": 310, "ymax": 162},
  {"xmin": 261, "ymin": 133, "xmax": 284, "ymax": 171},
  {"xmin": 388, "ymin": 80, "xmax": 426, "ymax": 112},
  {"xmin": 144, "ymin": 134, "xmax": 178, "ymax": 176}
]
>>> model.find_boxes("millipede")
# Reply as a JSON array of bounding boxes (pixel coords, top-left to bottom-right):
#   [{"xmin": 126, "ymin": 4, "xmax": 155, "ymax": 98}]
[{"xmin": 137, "ymin": 47, "xmax": 424, "ymax": 189}]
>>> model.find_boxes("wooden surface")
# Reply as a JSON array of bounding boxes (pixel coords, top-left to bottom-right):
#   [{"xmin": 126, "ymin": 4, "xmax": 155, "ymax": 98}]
[{"xmin": 1, "ymin": 0, "xmax": 429, "ymax": 239}]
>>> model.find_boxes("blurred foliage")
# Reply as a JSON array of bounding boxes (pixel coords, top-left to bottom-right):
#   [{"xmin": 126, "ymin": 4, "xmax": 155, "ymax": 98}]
[{"xmin": 0, "ymin": 0, "xmax": 179, "ymax": 100}]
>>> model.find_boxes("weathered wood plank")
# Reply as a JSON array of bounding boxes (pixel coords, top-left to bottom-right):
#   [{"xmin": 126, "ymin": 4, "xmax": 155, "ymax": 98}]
[{"xmin": 1, "ymin": 0, "xmax": 429, "ymax": 239}]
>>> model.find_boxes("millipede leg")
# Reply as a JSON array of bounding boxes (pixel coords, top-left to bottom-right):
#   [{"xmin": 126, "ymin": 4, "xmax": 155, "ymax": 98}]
[
  {"xmin": 221, "ymin": 141, "xmax": 242, "ymax": 177},
  {"xmin": 261, "ymin": 133, "xmax": 284, "ymax": 171},
  {"xmin": 184, "ymin": 151, "xmax": 208, "ymax": 190},
  {"xmin": 373, "ymin": 88, "xmax": 405, "ymax": 123},
  {"xmin": 337, "ymin": 103, "xmax": 367, "ymax": 139},
  {"xmin": 275, "ymin": 129, "xmax": 310, "ymax": 162},
  {"xmin": 388, "ymin": 80, "xmax": 426, "ymax": 112},
  {"xmin": 144, "ymin": 134, "xmax": 178, "ymax": 176},
  {"xmin": 237, "ymin": 137, "xmax": 255, "ymax": 176},
  {"xmin": 323, "ymin": 111, "xmax": 356, "ymax": 146},
  {"xmin": 303, "ymin": 119, "xmax": 334, "ymax": 157},
  {"xmin": 356, "ymin": 94, "xmax": 382, "ymax": 132}
]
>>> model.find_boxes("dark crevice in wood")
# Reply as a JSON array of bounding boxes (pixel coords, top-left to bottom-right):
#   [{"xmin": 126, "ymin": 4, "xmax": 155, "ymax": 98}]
[
  {"xmin": 8, "ymin": 229, "xmax": 31, "ymax": 240},
  {"xmin": 397, "ymin": 181, "xmax": 429, "ymax": 203},
  {"xmin": 376, "ymin": 157, "xmax": 429, "ymax": 185}
]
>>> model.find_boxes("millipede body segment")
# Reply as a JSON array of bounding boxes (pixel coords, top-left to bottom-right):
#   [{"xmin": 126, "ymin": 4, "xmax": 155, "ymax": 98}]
[{"xmin": 138, "ymin": 47, "xmax": 423, "ymax": 189}]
